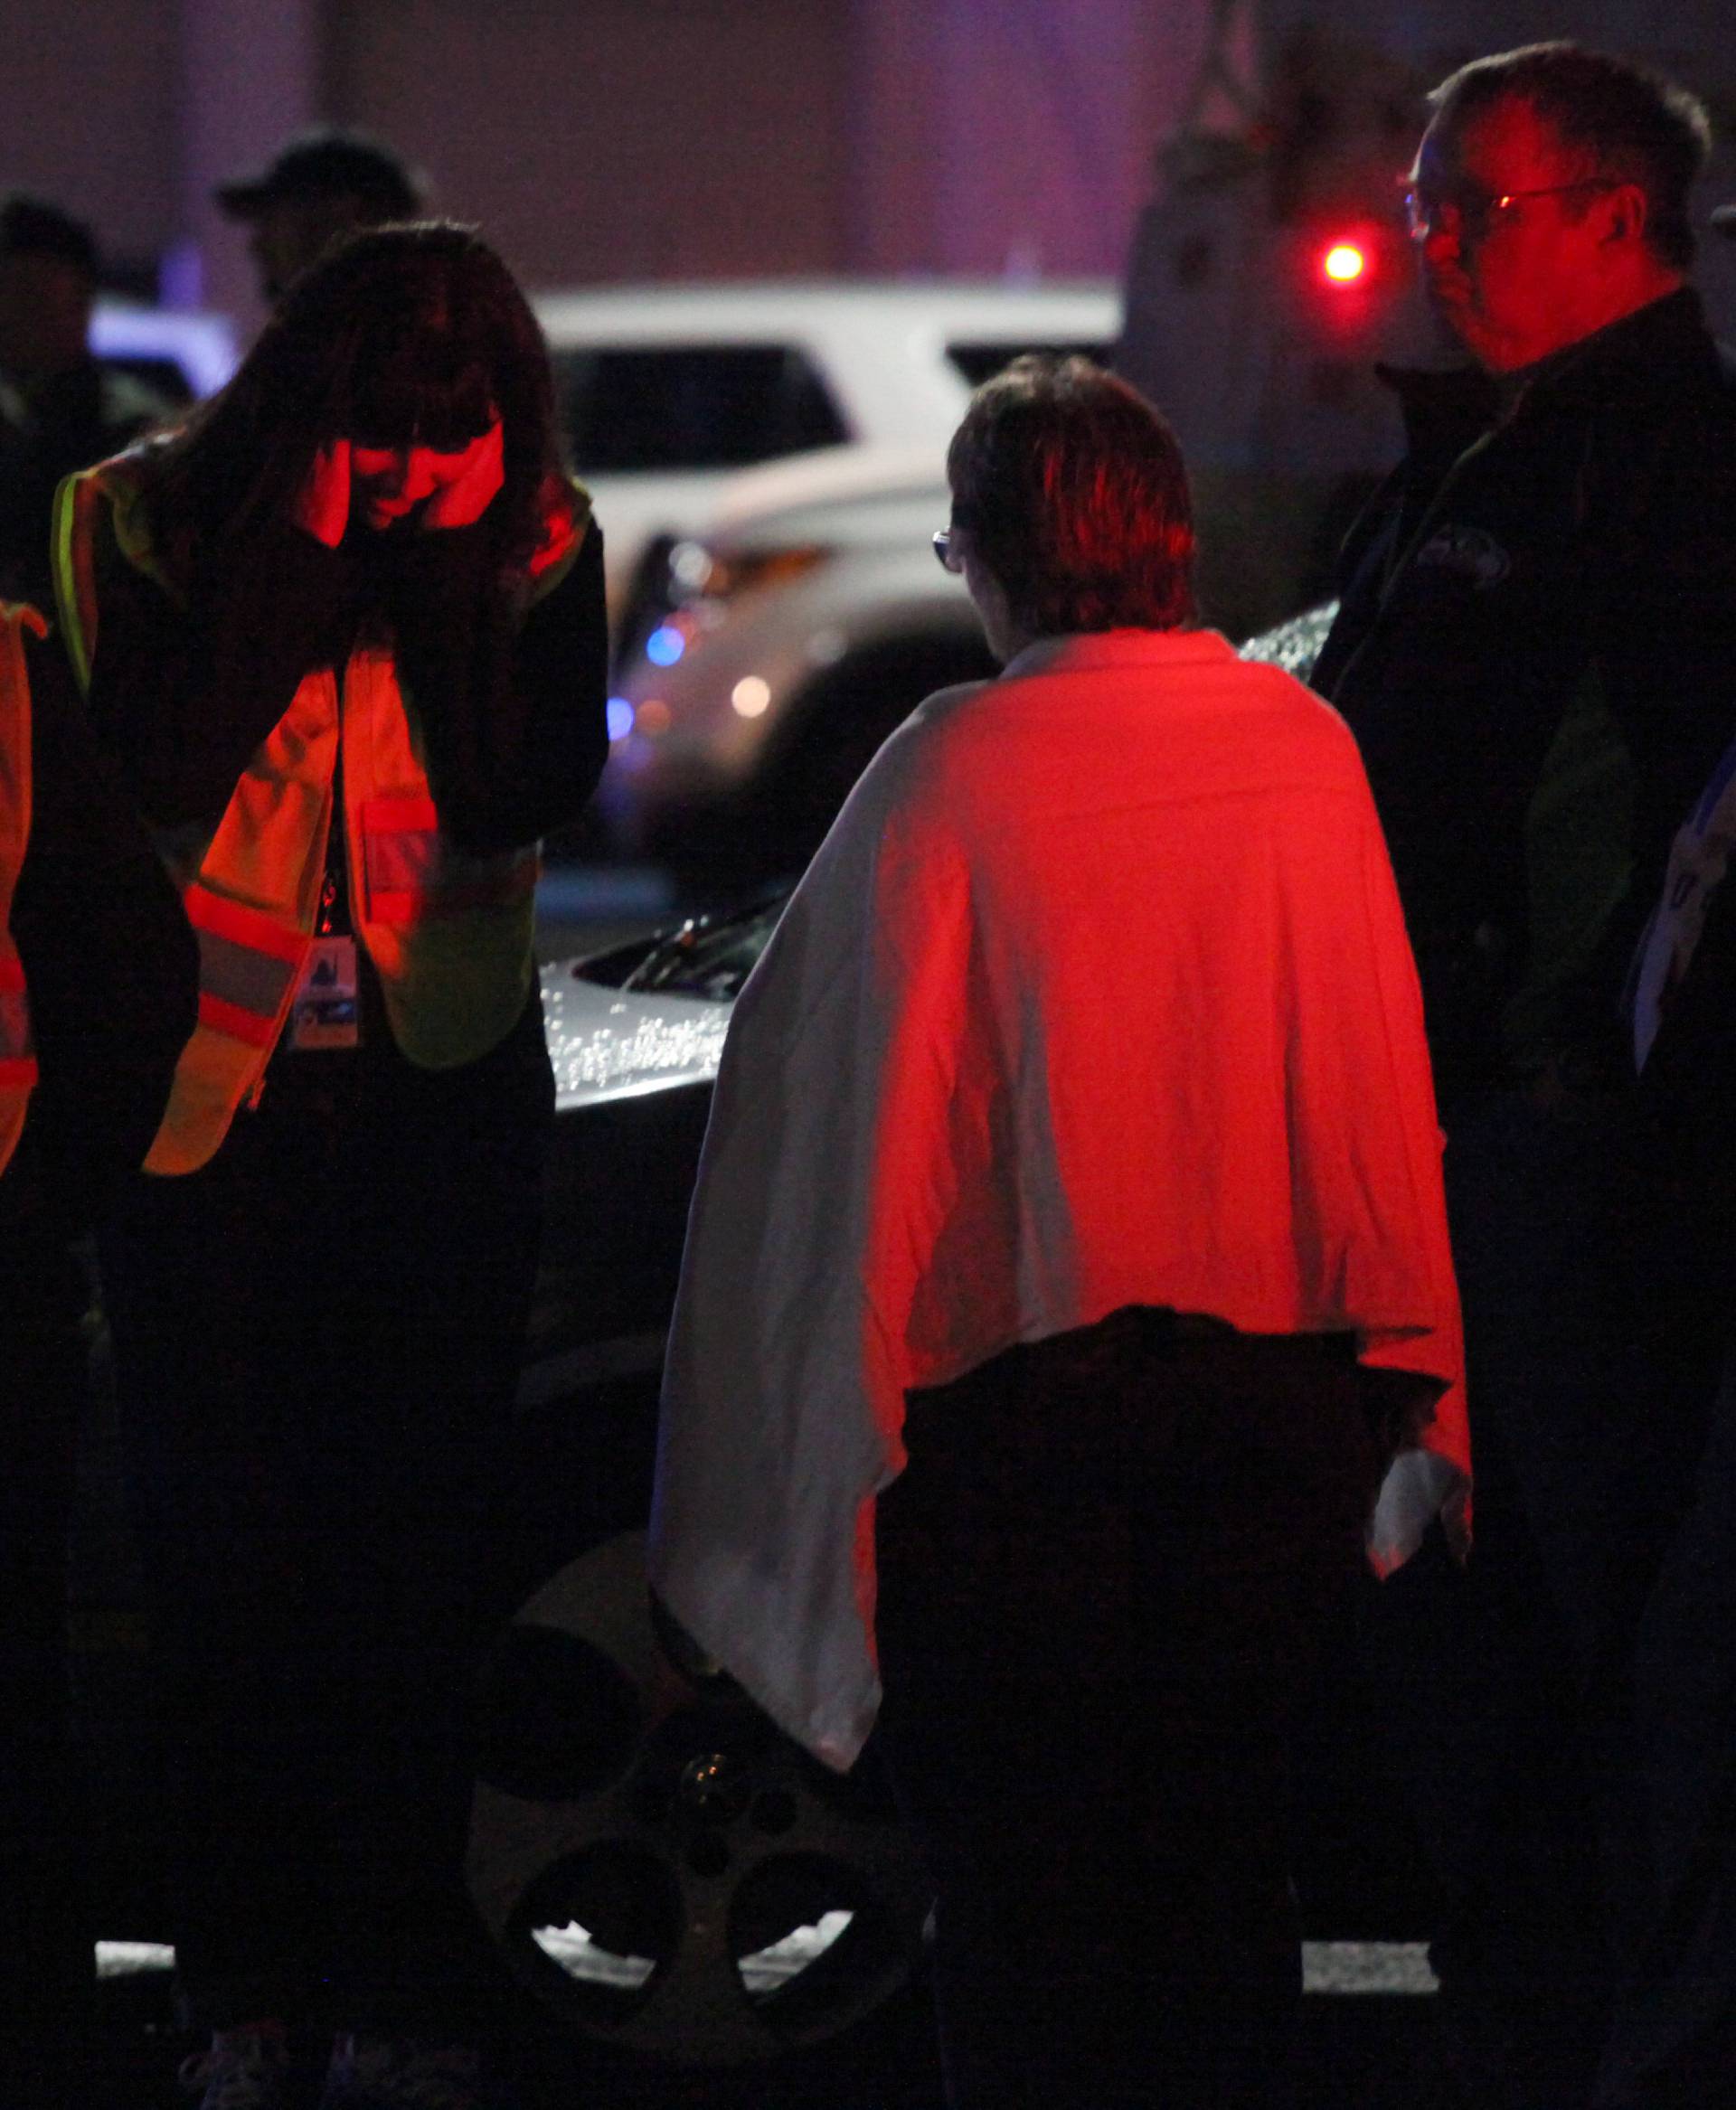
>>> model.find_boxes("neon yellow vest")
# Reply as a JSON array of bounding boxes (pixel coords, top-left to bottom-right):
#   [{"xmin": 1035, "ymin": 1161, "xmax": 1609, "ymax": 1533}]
[
  {"xmin": 53, "ymin": 457, "xmax": 587, "ymax": 1176},
  {"xmin": 0, "ymin": 602, "xmax": 47, "ymax": 1178}
]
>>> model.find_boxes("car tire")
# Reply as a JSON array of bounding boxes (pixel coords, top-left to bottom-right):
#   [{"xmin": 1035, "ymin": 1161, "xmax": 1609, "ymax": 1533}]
[{"xmin": 468, "ymin": 1531, "xmax": 933, "ymax": 2070}]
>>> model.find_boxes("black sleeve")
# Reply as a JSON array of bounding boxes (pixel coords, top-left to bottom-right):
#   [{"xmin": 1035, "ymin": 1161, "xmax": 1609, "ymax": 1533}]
[
  {"xmin": 84, "ymin": 513, "xmax": 351, "ymax": 827},
  {"xmin": 1587, "ymin": 393, "xmax": 1736, "ymax": 906},
  {"xmin": 1550, "ymin": 389, "xmax": 1736, "ymax": 1065},
  {"xmin": 2, "ymin": 632, "xmax": 197, "ymax": 1237},
  {"xmin": 383, "ymin": 517, "xmax": 612, "ymax": 851}
]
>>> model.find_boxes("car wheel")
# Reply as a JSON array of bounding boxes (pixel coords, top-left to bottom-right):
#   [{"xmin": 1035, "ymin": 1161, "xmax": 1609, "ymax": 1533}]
[{"xmin": 467, "ymin": 1531, "xmax": 933, "ymax": 2068}]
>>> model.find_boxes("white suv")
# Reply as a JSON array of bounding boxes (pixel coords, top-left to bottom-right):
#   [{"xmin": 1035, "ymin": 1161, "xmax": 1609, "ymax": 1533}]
[
  {"xmin": 533, "ymin": 279, "xmax": 1118, "ymax": 631},
  {"xmin": 89, "ymin": 299, "xmax": 240, "ymax": 402},
  {"xmin": 538, "ymin": 279, "xmax": 1119, "ymax": 868}
]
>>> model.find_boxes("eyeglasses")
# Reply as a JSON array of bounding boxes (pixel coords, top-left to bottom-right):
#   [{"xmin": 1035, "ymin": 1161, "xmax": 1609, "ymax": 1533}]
[
  {"xmin": 932, "ymin": 525, "xmax": 964, "ymax": 574},
  {"xmin": 1401, "ymin": 178, "xmax": 1617, "ymax": 243}
]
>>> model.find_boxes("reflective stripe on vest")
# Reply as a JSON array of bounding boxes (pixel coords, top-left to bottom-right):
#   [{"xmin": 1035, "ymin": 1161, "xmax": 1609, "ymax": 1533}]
[
  {"xmin": 52, "ymin": 474, "xmax": 103, "ymax": 692},
  {"xmin": 184, "ymin": 883, "xmax": 308, "ymax": 1048},
  {"xmin": 0, "ymin": 602, "xmax": 46, "ymax": 1176}
]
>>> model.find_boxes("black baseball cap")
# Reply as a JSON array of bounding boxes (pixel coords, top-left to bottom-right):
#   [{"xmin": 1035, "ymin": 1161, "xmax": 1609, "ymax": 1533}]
[{"xmin": 215, "ymin": 127, "xmax": 426, "ymax": 221}]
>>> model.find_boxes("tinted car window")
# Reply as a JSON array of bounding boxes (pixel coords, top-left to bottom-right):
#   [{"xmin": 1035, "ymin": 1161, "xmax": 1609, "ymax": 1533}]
[
  {"xmin": 554, "ymin": 345, "xmax": 847, "ymax": 473},
  {"xmin": 946, "ymin": 341, "xmax": 1109, "ymax": 386}
]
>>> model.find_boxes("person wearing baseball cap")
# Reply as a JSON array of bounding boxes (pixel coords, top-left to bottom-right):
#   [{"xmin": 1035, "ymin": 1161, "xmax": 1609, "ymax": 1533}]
[
  {"xmin": 0, "ymin": 194, "xmax": 176, "ymax": 606},
  {"xmin": 215, "ymin": 127, "xmax": 428, "ymax": 306}
]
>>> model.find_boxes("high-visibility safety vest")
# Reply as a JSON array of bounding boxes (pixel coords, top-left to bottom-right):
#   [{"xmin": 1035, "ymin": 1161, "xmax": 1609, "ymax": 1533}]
[
  {"xmin": 52, "ymin": 454, "xmax": 588, "ymax": 1176},
  {"xmin": 0, "ymin": 601, "xmax": 48, "ymax": 1179}
]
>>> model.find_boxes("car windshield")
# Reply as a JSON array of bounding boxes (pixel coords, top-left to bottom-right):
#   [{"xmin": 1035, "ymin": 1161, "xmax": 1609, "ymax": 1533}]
[
  {"xmin": 553, "ymin": 345, "xmax": 847, "ymax": 473},
  {"xmin": 616, "ymin": 896, "xmax": 788, "ymax": 1002}
]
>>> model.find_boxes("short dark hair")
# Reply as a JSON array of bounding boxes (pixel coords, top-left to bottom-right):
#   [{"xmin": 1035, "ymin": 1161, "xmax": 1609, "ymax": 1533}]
[
  {"xmin": 0, "ymin": 193, "xmax": 97, "ymax": 278},
  {"xmin": 1429, "ymin": 42, "xmax": 1711, "ymax": 269},
  {"xmin": 946, "ymin": 356, "xmax": 1194, "ymax": 637}
]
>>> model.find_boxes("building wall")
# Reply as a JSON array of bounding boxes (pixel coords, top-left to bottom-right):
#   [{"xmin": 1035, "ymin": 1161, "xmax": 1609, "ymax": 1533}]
[
  {"xmin": 0, "ymin": 1, "xmax": 1729, "ymax": 322},
  {"xmin": 0, "ymin": 0, "xmax": 180, "ymax": 286},
  {"xmin": 0, "ymin": 0, "xmax": 1187, "ymax": 307},
  {"xmin": 325, "ymin": 0, "xmax": 855, "ymax": 292},
  {"xmin": 846, "ymin": 0, "xmax": 1203, "ymax": 280}
]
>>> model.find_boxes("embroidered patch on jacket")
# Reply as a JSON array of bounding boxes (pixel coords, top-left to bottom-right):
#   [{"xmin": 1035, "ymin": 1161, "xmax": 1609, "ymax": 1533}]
[{"xmin": 1412, "ymin": 523, "xmax": 1511, "ymax": 589}]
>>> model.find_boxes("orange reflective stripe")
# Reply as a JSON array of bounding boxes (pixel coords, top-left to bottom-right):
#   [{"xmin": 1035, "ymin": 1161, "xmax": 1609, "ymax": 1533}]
[
  {"xmin": 196, "ymin": 993, "xmax": 281, "ymax": 1048},
  {"xmin": 364, "ymin": 794, "xmax": 439, "ymax": 834},
  {"xmin": 182, "ymin": 883, "xmax": 306, "ymax": 1044},
  {"xmin": 0, "ymin": 955, "xmax": 33, "ymax": 1065},
  {"xmin": 183, "ymin": 885, "xmax": 309, "ymax": 963},
  {"xmin": 360, "ymin": 796, "xmax": 538, "ymax": 926}
]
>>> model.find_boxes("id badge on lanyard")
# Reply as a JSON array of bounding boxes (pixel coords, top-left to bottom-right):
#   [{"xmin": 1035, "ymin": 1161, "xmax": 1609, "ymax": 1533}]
[{"xmin": 289, "ymin": 934, "xmax": 360, "ymax": 1050}]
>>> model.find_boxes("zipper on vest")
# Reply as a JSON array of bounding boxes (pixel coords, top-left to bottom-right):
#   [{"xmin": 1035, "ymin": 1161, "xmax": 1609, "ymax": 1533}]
[{"xmin": 244, "ymin": 880, "xmax": 335, "ymax": 1113}]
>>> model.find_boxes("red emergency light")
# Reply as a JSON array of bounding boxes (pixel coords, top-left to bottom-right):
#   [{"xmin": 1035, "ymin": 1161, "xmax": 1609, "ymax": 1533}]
[{"xmin": 1321, "ymin": 240, "xmax": 1369, "ymax": 285}]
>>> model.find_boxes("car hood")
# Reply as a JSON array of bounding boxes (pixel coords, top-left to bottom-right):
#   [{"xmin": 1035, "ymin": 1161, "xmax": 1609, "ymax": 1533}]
[{"xmin": 541, "ymin": 962, "xmax": 731, "ymax": 1110}]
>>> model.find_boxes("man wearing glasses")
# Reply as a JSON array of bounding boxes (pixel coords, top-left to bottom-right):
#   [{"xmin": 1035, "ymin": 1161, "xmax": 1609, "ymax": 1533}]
[{"xmin": 1310, "ymin": 42, "xmax": 1736, "ymax": 2110}]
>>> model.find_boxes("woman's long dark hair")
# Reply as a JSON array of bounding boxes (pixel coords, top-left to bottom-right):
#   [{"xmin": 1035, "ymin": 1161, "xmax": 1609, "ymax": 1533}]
[{"xmin": 137, "ymin": 221, "xmax": 568, "ymax": 591}]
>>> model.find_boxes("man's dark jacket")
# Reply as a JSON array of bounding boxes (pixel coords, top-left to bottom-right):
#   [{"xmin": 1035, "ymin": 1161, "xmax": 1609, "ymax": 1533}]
[{"xmin": 1311, "ymin": 288, "xmax": 1736, "ymax": 1103}]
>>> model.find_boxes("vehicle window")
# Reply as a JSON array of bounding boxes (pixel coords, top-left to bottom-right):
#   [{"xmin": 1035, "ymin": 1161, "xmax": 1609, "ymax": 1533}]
[
  {"xmin": 554, "ymin": 345, "xmax": 847, "ymax": 473},
  {"xmin": 946, "ymin": 341, "xmax": 1109, "ymax": 386}
]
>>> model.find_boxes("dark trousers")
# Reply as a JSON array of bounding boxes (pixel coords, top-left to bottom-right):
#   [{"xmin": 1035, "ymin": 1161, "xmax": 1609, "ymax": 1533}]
[
  {"xmin": 873, "ymin": 1308, "xmax": 1384, "ymax": 2110},
  {"xmin": 1365, "ymin": 1086, "xmax": 1723, "ymax": 2110},
  {"xmin": 1593, "ymin": 1342, "xmax": 1736, "ymax": 2106},
  {"xmin": 0, "ymin": 1239, "xmax": 93, "ymax": 2077},
  {"xmin": 97, "ymin": 1002, "xmax": 552, "ymax": 2030}
]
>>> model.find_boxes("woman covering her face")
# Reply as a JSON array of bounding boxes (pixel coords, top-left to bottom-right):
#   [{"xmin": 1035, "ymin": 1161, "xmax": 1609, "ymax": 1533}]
[{"xmin": 54, "ymin": 221, "xmax": 609, "ymax": 2109}]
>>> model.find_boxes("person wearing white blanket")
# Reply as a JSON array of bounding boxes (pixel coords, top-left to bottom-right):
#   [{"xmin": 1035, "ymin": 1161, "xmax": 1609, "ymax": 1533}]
[{"xmin": 651, "ymin": 356, "xmax": 1466, "ymax": 2108}]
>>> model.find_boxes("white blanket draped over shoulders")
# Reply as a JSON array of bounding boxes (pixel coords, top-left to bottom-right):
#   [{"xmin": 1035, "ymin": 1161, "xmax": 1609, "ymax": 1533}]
[{"xmin": 651, "ymin": 628, "xmax": 1467, "ymax": 1768}]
